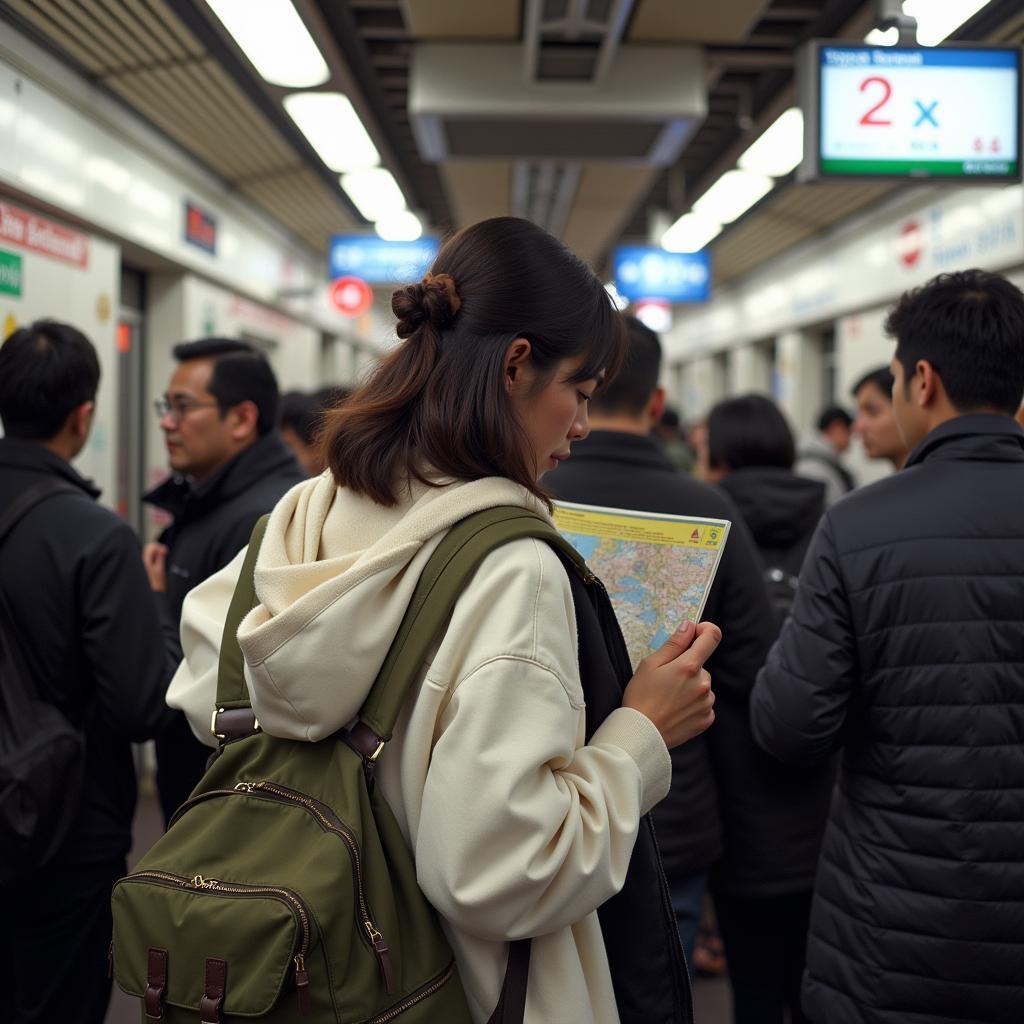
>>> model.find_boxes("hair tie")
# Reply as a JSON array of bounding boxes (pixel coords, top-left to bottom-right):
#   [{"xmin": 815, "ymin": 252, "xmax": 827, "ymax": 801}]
[{"xmin": 423, "ymin": 272, "xmax": 462, "ymax": 317}]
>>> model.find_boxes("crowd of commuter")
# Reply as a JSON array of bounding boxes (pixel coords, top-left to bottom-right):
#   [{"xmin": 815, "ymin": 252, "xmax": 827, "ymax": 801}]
[{"xmin": 0, "ymin": 216, "xmax": 1022, "ymax": 1024}]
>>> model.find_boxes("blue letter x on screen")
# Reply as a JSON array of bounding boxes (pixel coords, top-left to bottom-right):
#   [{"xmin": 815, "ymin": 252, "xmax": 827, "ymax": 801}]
[{"xmin": 915, "ymin": 100, "xmax": 939, "ymax": 127}]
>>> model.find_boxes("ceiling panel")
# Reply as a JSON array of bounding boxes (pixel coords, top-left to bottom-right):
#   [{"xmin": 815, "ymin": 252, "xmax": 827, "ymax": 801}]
[
  {"xmin": 628, "ymin": 0, "xmax": 767, "ymax": 43},
  {"xmin": 712, "ymin": 183, "xmax": 892, "ymax": 283},
  {"xmin": 2, "ymin": 0, "xmax": 356, "ymax": 252},
  {"xmin": 402, "ymin": 0, "xmax": 519, "ymax": 40},
  {"xmin": 440, "ymin": 161, "xmax": 513, "ymax": 228},
  {"xmin": 562, "ymin": 163, "xmax": 658, "ymax": 268},
  {"xmin": 240, "ymin": 167, "xmax": 356, "ymax": 251}
]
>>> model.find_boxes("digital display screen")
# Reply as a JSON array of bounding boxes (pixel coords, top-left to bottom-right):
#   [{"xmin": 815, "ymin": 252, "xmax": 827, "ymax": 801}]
[{"xmin": 817, "ymin": 46, "xmax": 1021, "ymax": 180}]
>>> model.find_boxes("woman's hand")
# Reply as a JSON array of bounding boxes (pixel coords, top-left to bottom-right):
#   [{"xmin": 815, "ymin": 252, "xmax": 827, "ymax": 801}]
[{"xmin": 622, "ymin": 621, "xmax": 721, "ymax": 749}]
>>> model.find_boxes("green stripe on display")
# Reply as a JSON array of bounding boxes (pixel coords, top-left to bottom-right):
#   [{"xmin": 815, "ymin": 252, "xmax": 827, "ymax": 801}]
[{"xmin": 821, "ymin": 158, "xmax": 1019, "ymax": 176}]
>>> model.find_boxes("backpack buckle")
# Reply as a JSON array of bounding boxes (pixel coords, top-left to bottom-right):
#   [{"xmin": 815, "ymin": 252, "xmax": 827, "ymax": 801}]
[{"xmin": 211, "ymin": 707, "xmax": 261, "ymax": 742}]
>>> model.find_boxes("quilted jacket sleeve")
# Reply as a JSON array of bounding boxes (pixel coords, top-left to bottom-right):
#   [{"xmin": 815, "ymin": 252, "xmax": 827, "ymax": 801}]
[{"xmin": 750, "ymin": 513, "xmax": 857, "ymax": 765}]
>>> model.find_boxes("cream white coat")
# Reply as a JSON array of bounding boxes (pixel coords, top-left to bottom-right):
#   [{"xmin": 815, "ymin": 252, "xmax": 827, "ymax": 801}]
[{"xmin": 167, "ymin": 473, "xmax": 672, "ymax": 1024}]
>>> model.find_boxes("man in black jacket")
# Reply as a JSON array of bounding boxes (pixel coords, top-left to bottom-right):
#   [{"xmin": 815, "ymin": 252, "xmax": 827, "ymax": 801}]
[
  {"xmin": 751, "ymin": 269, "xmax": 1024, "ymax": 1024},
  {"xmin": 549, "ymin": 316, "xmax": 774, "ymax": 968},
  {"xmin": 0, "ymin": 321, "xmax": 173, "ymax": 1024},
  {"xmin": 144, "ymin": 338, "xmax": 304, "ymax": 822}
]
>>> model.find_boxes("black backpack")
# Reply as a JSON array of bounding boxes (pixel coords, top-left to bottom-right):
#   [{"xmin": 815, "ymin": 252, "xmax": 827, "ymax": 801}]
[{"xmin": 0, "ymin": 479, "xmax": 86, "ymax": 882}]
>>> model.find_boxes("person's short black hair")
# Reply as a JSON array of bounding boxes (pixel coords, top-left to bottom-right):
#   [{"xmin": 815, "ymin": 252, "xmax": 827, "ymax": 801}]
[
  {"xmin": 173, "ymin": 337, "xmax": 280, "ymax": 435},
  {"xmin": 0, "ymin": 320, "xmax": 100, "ymax": 439},
  {"xmin": 885, "ymin": 269, "xmax": 1024, "ymax": 415},
  {"xmin": 851, "ymin": 366, "xmax": 894, "ymax": 401},
  {"xmin": 817, "ymin": 405, "xmax": 853, "ymax": 432},
  {"xmin": 707, "ymin": 393, "xmax": 795, "ymax": 471},
  {"xmin": 590, "ymin": 316, "xmax": 661, "ymax": 417},
  {"xmin": 660, "ymin": 406, "xmax": 681, "ymax": 430},
  {"xmin": 279, "ymin": 387, "xmax": 350, "ymax": 447}
]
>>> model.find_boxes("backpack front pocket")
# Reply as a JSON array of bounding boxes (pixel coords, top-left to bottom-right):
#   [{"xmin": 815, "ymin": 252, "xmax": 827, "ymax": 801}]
[{"xmin": 112, "ymin": 870, "xmax": 316, "ymax": 1017}]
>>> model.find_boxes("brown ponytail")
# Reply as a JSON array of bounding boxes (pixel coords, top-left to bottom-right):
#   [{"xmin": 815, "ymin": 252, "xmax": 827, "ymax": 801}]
[{"xmin": 320, "ymin": 217, "xmax": 625, "ymax": 507}]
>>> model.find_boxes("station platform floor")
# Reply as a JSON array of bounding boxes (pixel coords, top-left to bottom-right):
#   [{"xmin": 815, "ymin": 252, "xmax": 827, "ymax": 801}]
[{"xmin": 105, "ymin": 785, "xmax": 732, "ymax": 1023}]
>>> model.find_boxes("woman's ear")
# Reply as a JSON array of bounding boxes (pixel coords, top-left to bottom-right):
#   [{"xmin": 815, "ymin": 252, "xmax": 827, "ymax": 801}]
[{"xmin": 504, "ymin": 337, "xmax": 533, "ymax": 390}]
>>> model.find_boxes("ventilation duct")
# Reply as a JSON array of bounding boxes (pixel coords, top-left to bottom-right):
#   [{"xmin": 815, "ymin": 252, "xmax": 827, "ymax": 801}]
[{"xmin": 410, "ymin": 44, "xmax": 706, "ymax": 165}]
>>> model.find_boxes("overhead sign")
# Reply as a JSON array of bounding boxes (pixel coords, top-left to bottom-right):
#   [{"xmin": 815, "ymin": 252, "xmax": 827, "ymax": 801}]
[
  {"xmin": 807, "ymin": 44, "xmax": 1021, "ymax": 181},
  {"xmin": 329, "ymin": 235, "xmax": 439, "ymax": 285},
  {"xmin": 330, "ymin": 275, "xmax": 374, "ymax": 318},
  {"xmin": 0, "ymin": 250, "xmax": 22, "ymax": 298},
  {"xmin": 184, "ymin": 201, "xmax": 217, "ymax": 254},
  {"xmin": 613, "ymin": 246, "xmax": 711, "ymax": 303},
  {"xmin": 0, "ymin": 202, "xmax": 89, "ymax": 268}
]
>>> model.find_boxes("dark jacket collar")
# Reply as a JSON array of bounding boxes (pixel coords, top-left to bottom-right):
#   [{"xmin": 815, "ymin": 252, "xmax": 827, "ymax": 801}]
[
  {"xmin": 904, "ymin": 413, "xmax": 1024, "ymax": 469},
  {"xmin": 143, "ymin": 431, "xmax": 298, "ymax": 519},
  {"xmin": 567, "ymin": 429, "xmax": 676, "ymax": 471},
  {"xmin": 0, "ymin": 437, "xmax": 101, "ymax": 498}
]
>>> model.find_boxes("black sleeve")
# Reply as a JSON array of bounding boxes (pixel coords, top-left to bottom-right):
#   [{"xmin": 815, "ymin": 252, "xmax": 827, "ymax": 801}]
[
  {"xmin": 750, "ymin": 514, "xmax": 857, "ymax": 765},
  {"xmin": 703, "ymin": 499, "xmax": 775, "ymax": 704},
  {"xmin": 79, "ymin": 521, "xmax": 177, "ymax": 740}
]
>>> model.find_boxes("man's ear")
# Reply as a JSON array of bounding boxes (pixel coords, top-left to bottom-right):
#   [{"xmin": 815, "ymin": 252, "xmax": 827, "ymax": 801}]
[
  {"xmin": 503, "ymin": 337, "xmax": 533, "ymax": 390},
  {"xmin": 228, "ymin": 400, "xmax": 260, "ymax": 441},
  {"xmin": 916, "ymin": 360, "xmax": 940, "ymax": 408},
  {"xmin": 69, "ymin": 401, "xmax": 94, "ymax": 440},
  {"xmin": 647, "ymin": 386, "xmax": 666, "ymax": 428}
]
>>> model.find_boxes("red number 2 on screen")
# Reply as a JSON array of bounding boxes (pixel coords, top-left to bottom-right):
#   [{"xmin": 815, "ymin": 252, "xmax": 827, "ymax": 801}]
[{"xmin": 859, "ymin": 76, "xmax": 893, "ymax": 126}]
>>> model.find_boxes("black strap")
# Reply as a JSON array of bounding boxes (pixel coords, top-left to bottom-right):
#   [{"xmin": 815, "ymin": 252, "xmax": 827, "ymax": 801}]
[
  {"xmin": 486, "ymin": 940, "xmax": 531, "ymax": 1024},
  {"xmin": 0, "ymin": 478, "xmax": 79, "ymax": 548}
]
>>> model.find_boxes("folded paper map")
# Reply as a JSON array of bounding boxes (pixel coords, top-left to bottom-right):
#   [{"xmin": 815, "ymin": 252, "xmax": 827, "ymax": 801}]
[{"xmin": 553, "ymin": 500, "xmax": 731, "ymax": 669}]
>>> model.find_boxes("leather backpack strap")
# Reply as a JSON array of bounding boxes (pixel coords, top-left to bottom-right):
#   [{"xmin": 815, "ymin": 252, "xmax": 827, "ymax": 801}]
[
  {"xmin": 211, "ymin": 515, "xmax": 270, "ymax": 739},
  {"xmin": 356, "ymin": 505, "xmax": 590, "ymax": 742},
  {"xmin": 485, "ymin": 939, "xmax": 531, "ymax": 1024}
]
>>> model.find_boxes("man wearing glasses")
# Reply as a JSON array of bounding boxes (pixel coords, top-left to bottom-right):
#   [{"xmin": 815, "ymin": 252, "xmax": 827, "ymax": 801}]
[{"xmin": 143, "ymin": 338, "xmax": 303, "ymax": 824}]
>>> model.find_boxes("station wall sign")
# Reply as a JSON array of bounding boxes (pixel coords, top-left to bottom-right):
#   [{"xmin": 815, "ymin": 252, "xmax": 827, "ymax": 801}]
[
  {"xmin": 0, "ymin": 201, "xmax": 89, "ymax": 268},
  {"xmin": 184, "ymin": 201, "xmax": 218, "ymax": 255},
  {"xmin": 329, "ymin": 235, "xmax": 439, "ymax": 284},
  {"xmin": 0, "ymin": 250, "xmax": 22, "ymax": 297},
  {"xmin": 329, "ymin": 275, "xmax": 374, "ymax": 318},
  {"xmin": 612, "ymin": 246, "xmax": 711, "ymax": 303}
]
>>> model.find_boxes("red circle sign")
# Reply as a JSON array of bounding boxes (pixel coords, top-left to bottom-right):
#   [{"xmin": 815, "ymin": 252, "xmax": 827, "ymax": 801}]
[
  {"xmin": 329, "ymin": 276, "xmax": 373, "ymax": 318},
  {"xmin": 897, "ymin": 221, "xmax": 923, "ymax": 269}
]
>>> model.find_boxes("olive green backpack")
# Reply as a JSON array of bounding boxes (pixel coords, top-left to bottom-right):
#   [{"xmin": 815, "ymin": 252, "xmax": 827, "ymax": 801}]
[{"xmin": 111, "ymin": 506, "xmax": 590, "ymax": 1023}]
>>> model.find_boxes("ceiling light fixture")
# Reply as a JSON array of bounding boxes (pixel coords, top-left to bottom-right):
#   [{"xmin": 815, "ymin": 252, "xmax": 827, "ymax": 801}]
[
  {"xmin": 693, "ymin": 170, "xmax": 774, "ymax": 225},
  {"xmin": 375, "ymin": 210, "xmax": 423, "ymax": 242},
  {"xmin": 341, "ymin": 167, "xmax": 407, "ymax": 222},
  {"xmin": 661, "ymin": 211, "xmax": 723, "ymax": 254},
  {"xmin": 738, "ymin": 108, "xmax": 804, "ymax": 178},
  {"xmin": 283, "ymin": 93, "xmax": 380, "ymax": 172},
  {"xmin": 865, "ymin": 0, "xmax": 993, "ymax": 46},
  {"xmin": 205, "ymin": 0, "xmax": 329, "ymax": 88}
]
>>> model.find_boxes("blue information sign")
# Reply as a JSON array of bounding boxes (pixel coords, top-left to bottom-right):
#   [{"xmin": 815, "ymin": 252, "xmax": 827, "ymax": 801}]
[
  {"xmin": 329, "ymin": 235, "xmax": 440, "ymax": 284},
  {"xmin": 612, "ymin": 246, "xmax": 711, "ymax": 303}
]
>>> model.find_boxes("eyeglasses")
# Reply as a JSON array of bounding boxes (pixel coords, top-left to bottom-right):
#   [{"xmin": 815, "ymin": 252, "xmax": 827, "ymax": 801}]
[{"xmin": 154, "ymin": 397, "xmax": 221, "ymax": 423}]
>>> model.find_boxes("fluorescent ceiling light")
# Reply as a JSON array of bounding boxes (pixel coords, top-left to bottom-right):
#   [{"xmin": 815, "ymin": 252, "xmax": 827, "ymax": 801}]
[
  {"xmin": 693, "ymin": 170, "xmax": 774, "ymax": 225},
  {"xmin": 206, "ymin": 0, "xmax": 329, "ymax": 87},
  {"xmin": 661, "ymin": 211, "xmax": 722, "ymax": 253},
  {"xmin": 375, "ymin": 210, "xmax": 423, "ymax": 241},
  {"xmin": 865, "ymin": 0, "xmax": 993, "ymax": 46},
  {"xmin": 283, "ymin": 93, "xmax": 379, "ymax": 172},
  {"xmin": 341, "ymin": 167, "xmax": 406, "ymax": 221},
  {"xmin": 738, "ymin": 108, "xmax": 804, "ymax": 178}
]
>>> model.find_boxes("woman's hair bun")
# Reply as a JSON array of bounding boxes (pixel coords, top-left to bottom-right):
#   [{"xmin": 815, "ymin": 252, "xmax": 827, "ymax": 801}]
[{"xmin": 393, "ymin": 272, "xmax": 462, "ymax": 339}]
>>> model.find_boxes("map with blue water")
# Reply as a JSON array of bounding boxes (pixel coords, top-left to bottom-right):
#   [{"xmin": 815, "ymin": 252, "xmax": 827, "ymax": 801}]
[{"xmin": 554, "ymin": 501, "xmax": 730, "ymax": 669}]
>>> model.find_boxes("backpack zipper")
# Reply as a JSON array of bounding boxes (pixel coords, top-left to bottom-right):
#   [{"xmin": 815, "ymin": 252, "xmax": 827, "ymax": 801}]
[
  {"xmin": 118, "ymin": 870, "xmax": 313, "ymax": 1015},
  {"xmin": 233, "ymin": 780, "xmax": 396, "ymax": 994},
  {"xmin": 366, "ymin": 959, "xmax": 457, "ymax": 1024}
]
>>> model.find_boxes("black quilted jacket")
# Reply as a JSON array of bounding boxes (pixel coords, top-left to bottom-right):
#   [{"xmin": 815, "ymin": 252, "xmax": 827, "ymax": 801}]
[{"xmin": 751, "ymin": 414, "xmax": 1024, "ymax": 1024}]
